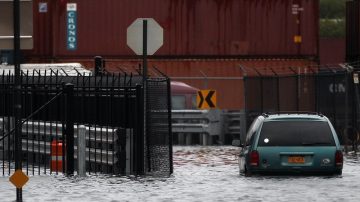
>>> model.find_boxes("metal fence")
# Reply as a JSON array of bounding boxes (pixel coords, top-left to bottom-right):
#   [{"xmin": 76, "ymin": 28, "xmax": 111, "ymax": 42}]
[
  {"xmin": 146, "ymin": 78, "xmax": 173, "ymax": 175},
  {"xmin": 0, "ymin": 68, "xmax": 173, "ymax": 177},
  {"xmin": 0, "ymin": 75, "xmax": 70, "ymax": 176},
  {"xmin": 242, "ymin": 66, "xmax": 358, "ymax": 146}
]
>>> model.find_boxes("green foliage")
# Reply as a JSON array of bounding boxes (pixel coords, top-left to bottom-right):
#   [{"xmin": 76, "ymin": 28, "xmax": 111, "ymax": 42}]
[
  {"xmin": 319, "ymin": 19, "xmax": 345, "ymax": 38},
  {"xmin": 319, "ymin": 0, "xmax": 346, "ymax": 38},
  {"xmin": 320, "ymin": 0, "xmax": 346, "ymax": 18}
]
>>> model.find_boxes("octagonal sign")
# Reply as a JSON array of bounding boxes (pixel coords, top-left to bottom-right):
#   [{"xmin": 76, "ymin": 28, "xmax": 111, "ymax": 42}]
[{"xmin": 127, "ymin": 18, "xmax": 163, "ymax": 55}]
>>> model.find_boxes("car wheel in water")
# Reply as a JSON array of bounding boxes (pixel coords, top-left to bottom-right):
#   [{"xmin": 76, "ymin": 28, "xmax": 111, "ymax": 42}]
[
  {"xmin": 335, "ymin": 170, "xmax": 342, "ymax": 175},
  {"xmin": 244, "ymin": 166, "xmax": 252, "ymax": 177}
]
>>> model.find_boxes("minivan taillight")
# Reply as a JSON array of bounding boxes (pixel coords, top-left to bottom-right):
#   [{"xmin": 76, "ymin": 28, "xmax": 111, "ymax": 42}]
[
  {"xmin": 335, "ymin": 150, "xmax": 343, "ymax": 167},
  {"xmin": 250, "ymin": 151, "xmax": 259, "ymax": 167}
]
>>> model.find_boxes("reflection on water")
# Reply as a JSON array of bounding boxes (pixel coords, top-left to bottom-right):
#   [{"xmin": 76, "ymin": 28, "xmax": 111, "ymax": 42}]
[{"xmin": 1, "ymin": 146, "xmax": 360, "ymax": 202}]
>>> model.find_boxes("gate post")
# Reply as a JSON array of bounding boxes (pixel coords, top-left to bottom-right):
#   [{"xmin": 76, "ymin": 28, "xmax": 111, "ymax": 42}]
[
  {"xmin": 135, "ymin": 84, "xmax": 144, "ymax": 175},
  {"xmin": 166, "ymin": 78, "xmax": 173, "ymax": 174},
  {"xmin": 94, "ymin": 56, "xmax": 103, "ymax": 76},
  {"xmin": 64, "ymin": 83, "xmax": 75, "ymax": 176},
  {"xmin": 77, "ymin": 125, "xmax": 86, "ymax": 177}
]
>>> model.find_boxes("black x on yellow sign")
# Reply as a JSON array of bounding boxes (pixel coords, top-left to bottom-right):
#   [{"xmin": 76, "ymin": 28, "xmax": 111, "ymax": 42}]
[{"xmin": 197, "ymin": 90, "xmax": 217, "ymax": 109}]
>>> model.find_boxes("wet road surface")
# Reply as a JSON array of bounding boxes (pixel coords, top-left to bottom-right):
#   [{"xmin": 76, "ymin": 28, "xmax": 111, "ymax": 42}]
[{"xmin": 1, "ymin": 146, "xmax": 360, "ymax": 201}]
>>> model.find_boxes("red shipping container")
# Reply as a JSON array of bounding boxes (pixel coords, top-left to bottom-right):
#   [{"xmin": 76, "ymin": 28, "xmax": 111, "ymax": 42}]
[
  {"xmin": 319, "ymin": 38, "xmax": 345, "ymax": 65},
  {"xmin": 27, "ymin": 0, "xmax": 319, "ymax": 60}
]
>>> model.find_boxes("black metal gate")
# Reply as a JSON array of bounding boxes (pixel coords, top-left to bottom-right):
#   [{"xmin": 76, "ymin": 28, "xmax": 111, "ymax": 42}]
[
  {"xmin": 0, "ymin": 68, "xmax": 173, "ymax": 177},
  {"xmin": 0, "ymin": 74, "xmax": 71, "ymax": 176}
]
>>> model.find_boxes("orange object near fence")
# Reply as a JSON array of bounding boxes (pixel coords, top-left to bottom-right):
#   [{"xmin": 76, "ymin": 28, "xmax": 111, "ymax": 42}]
[{"xmin": 51, "ymin": 140, "xmax": 63, "ymax": 172}]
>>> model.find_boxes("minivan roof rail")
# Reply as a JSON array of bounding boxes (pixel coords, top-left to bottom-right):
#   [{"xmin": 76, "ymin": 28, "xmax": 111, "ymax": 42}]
[{"xmin": 262, "ymin": 111, "xmax": 323, "ymax": 117}]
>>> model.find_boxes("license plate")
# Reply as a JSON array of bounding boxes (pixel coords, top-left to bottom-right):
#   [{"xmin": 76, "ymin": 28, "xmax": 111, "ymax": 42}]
[{"xmin": 288, "ymin": 156, "xmax": 305, "ymax": 164}]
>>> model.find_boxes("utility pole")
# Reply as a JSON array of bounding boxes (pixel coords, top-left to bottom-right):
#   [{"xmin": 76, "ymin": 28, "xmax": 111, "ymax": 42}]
[{"xmin": 13, "ymin": 0, "xmax": 23, "ymax": 201}]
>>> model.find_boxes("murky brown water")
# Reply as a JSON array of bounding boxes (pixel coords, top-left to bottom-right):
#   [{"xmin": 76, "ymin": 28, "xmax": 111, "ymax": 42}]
[{"xmin": 1, "ymin": 146, "xmax": 360, "ymax": 202}]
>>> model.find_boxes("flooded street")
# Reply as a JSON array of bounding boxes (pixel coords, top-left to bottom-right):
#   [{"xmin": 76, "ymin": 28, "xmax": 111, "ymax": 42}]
[{"xmin": 1, "ymin": 146, "xmax": 360, "ymax": 202}]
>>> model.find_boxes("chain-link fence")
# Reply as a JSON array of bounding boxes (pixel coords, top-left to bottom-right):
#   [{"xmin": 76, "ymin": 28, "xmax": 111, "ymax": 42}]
[
  {"xmin": 146, "ymin": 78, "xmax": 173, "ymax": 176},
  {"xmin": 243, "ymin": 66, "xmax": 357, "ymax": 146}
]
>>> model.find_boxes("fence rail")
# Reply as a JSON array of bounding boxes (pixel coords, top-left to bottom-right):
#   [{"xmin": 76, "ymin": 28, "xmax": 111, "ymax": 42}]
[
  {"xmin": 0, "ymin": 67, "xmax": 173, "ymax": 177},
  {"xmin": 172, "ymin": 109, "xmax": 224, "ymax": 145}
]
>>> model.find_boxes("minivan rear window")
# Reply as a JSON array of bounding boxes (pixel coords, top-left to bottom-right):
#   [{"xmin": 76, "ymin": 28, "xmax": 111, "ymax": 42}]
[{"xmin": 258, "ymin": 121, "xmax": 336, "ymax": 146}]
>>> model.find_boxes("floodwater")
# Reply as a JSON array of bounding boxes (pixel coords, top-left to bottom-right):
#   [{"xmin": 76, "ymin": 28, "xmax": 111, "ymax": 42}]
[{"xmin": 1, "ymin": 146, "xmax": 360, "ymax": 202}]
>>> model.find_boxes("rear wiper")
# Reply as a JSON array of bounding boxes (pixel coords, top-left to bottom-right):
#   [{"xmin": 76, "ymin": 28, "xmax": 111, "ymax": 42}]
[{"xmin": 301, "ymin": 142, "xmax": 331, "ymax": 146}]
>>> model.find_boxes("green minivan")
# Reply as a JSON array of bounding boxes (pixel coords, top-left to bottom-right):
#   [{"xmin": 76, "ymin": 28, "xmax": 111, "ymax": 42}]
[{"xmin": 239, "ymin": 113, "xmax": 343, "ymax": 175}]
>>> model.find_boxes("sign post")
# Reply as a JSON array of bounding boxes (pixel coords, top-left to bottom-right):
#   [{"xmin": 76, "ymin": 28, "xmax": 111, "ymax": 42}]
[
  {"xmin": 142, "ymin": 20, "xmax": 148, "ymax": 84},
  {"xmin": 0, "ymin": 1, "xmax": 32, "ymax": 200},
  {"xmin": 0, "ymin": 0, "xmax": 33, "ymax": 50},
  {"xmin": 127, "ymin": 18, "xmax": 163, "ymax": 174},
  {"xmin": 13, "ymin": 0, "xmax": 23, "ymax": 201}
]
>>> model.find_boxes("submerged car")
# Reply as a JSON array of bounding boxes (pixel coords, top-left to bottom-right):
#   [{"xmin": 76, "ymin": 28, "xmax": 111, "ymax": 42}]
[{"xmin": 239, "ymin": 112, "xmax": 343, "ymax": 175}]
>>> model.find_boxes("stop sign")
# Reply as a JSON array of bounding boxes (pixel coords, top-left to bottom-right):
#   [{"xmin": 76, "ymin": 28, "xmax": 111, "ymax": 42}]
[{"xmin": 127, "ymin": 18, "xmax": 163, "ymax": 55}]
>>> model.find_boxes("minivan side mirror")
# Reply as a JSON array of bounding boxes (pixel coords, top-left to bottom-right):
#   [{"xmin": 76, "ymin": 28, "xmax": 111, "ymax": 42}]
[{"xmin": 232, "ymin": 139, "xmax": 243, "ymax": 147}]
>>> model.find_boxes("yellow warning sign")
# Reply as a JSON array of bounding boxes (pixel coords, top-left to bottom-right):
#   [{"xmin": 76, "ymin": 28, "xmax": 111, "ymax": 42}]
[
  {"xmin": 9, "ymin": 169, "xmax": 29, "ymax": 189},
  {"xmin": 197, "ymin": 90, "xmax": 217, "ymax": 109}
]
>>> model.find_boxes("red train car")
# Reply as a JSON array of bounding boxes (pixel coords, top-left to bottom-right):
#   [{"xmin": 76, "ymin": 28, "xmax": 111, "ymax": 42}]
[
  {"xmin": 171, "ymin": 81, "xmax": 198, "ymax": 110},
  {"xmin": 26, "ymin": 0, "xmax": 319, "ymax": 60}
]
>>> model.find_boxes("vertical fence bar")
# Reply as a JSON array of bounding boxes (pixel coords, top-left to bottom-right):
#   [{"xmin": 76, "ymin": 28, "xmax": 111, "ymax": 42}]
[
  {"xmin": 166, "ymin": 78, "xmax": 173, "ymax": 174},
  {"xmin": 1, "ymin": 85, "xmax": 3, "ymax": 176},
  {"xmin": 7, "ymin": 76, "xmax": 10, "ymax": 162},
  {"xmin": 241, "ymin": 70, "xmax": 248, "ymax": 143},
  {"xmin": 55, "ymin": 84, "xmax": 60, "ymax": 175},
  {"xmin": 77, "ymin": 125, "xmax": 86, "ymax": 177},
  {"xmin": 81, "ymin": 74, "xmax": 88, "ymax": 174},
  {"xmin": 37, "ymin": 76, "xmax": 41, "ymax": 175},
  {"xmin": 7, "ymin": 116, "xmax": 13, "ymax": 176},
  {"xmin": 87, "ymin": 74, "xmax": 91, "ymax": 174},
  {"xmin": 146, "ymin": 81, "xmax": 151, "ymax": 172},
  {"xmin": 1, "ymin": 73, "xmax": 5, "ymax": 176},
  {"xmin": 99, "ymin": 75, "xmax": 103, "ymax": 172},
  {"xmin": 24, "ymin": 72, "xmax": 29, "ymax": 175},
  {"xmin": 314, "ymin": 72, "xmax": 318, "ymax": 112},
  {"xmin": 75, "ymin": 74, "xmax": 80, "ymax": 174},
  {"xmin": 332, "ymin": 73, "xmax": 337, "ymax": 126},
  {"xmin": 123, "ymin": 86, "xmax": 129, "ymax": 173},
  {"xmin": 351, "ymin": 71, "xmax": 356, "ymax": 151},
  {"xmin": 48, "ymin": 72, "xmax": 54, "ymax": 174},
  {"xmin": 106, "ymin": 74, "xmax": 109, "ymax": 173},
  {"xmin": 353, "ymin": 71, "xmax": 358, "ymax": 142},
  {"xmin": 110, "ymin": 74, "xmax": 115, "ymax": 174},
  {"xmin": 94, "ymin": 76, "xmax": 98, "ymax": 173},
  {"xmin": 135, "ymin": 84, "xmax": 144, "ymax": 175},
  {"xmin": 64, "ymin": 83, "xmax": 74, "ymax": 176},
  {"xmin": 8, "ymin": 74, "xmax": 12, "ymax": 176},
  {"xmin": 260, "ymin": 76, "xmax": 264, "ymax": 113},
  {"xmin": 31, "ymin": 83, "xmax": 35, "ymax": 175},
  {"xmin": 344, "ymin": 70, "xmax": 350, "ymax": 153},
  {"xmin": 43, "ymin": 74, "xmax": 47, "ymax": 174}
]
